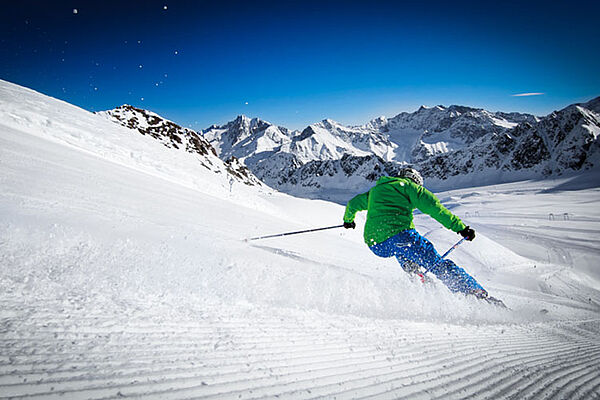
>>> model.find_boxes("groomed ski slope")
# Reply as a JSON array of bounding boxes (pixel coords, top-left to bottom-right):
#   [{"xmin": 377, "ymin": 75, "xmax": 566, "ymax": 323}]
[{"xmin": 1, "ymin": 80, "xmax": 600, "ymax": 399}]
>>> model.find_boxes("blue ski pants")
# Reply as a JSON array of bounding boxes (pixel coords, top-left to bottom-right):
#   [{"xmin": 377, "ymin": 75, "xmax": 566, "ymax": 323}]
[{"xmin": 369, "ymin": 229, "xmax": 485, "ymax": 294}]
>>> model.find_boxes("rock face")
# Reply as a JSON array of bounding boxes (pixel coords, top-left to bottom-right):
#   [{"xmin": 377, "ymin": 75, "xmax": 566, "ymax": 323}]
[{"xmin": 99, "ymin": 105, "xmax": 263, "ymax": 186}]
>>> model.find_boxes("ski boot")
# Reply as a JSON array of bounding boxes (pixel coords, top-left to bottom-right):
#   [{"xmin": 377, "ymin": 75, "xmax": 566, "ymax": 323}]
[
  {"xmin": 403, "ymin": 261, "xmax": 433, "ymax": 284},
  {"xmin": 471, "ymin": 289, "xmax": 507, "ymax": 308}
]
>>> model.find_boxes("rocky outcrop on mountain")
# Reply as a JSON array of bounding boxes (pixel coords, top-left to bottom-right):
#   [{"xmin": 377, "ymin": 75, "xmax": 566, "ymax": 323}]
[
  {"xmin": 99, "ymin": 105, "xmax": 262, "ymax": 186},
  {"xmin": 252, "ymin": 152, "xmax": 303, "ymax": 188},
  {"xmin": 533, "ymin": 100, "xmax": 600, "ymax": 173},
  {"xmin": 102, "ymin": 105, "xmax": 216, "ymax": 156},
  {"xmin": 223, "ymin": 156, "xmax": 263, "ymax": 185}
]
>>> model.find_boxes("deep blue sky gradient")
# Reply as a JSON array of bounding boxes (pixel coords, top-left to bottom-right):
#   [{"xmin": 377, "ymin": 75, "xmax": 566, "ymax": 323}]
[{"xmin": 1, "ymin": 0, "xmax": 599, "ymax": 130}]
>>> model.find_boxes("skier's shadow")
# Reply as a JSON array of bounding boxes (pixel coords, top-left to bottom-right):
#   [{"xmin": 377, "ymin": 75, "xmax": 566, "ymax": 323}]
[{"xmin": 249, "ymin": 244, "xmax": 373, "ymax": 279}]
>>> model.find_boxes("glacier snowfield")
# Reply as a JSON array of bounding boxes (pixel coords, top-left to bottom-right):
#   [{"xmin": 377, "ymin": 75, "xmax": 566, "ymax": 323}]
[{"xmin": 1, "ymin": 79, "xmax": 600, "ymax": 399}]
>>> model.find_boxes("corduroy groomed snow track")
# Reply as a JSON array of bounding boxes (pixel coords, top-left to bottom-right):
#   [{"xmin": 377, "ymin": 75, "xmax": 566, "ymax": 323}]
[{"xmin": 2, "ymin": 300, "xmax": 599, "ymax": 400}]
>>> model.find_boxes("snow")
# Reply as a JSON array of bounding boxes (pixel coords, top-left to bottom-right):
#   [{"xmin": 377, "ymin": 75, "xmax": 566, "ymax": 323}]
[
  {"xmin": 291, "ymin": 123, "xmax": 374, "ymax": 163},
  {"xmin": 420, "ymin": 139, "xmax": 451, "ymax": 155},
  {"xmin": 490, "ymin": 115, "xmax": 519, "ymax": 129},
  {"xmin": 1, "ymin": 79, "xmax": 600, "ymax": 398},
  {"xmin": 578, "ymin": 106, "xmax": 600, "ymax": 140}
]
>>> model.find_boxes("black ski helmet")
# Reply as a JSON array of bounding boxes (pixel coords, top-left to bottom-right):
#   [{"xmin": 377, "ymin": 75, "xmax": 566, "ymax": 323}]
[{"xmin": 398, "ymin": 167, "xmax": 423, "ymax": 186}]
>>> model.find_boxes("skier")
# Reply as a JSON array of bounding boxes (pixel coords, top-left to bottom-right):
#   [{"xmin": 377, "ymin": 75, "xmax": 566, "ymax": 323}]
[{"xmin": 343, "ymin": 168, "xmax": 489, "ymax": 299}]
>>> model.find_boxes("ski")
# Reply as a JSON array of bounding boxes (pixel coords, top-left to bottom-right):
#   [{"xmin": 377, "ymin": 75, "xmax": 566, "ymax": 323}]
[{"xmin": 484, "ymin": 295, "xmax": 508, "ymax": 309}]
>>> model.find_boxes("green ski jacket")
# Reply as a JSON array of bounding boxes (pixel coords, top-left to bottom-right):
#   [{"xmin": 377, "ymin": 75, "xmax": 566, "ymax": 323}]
[{"xmin": 343, "ymin": 176, "xmax": 466, "ymax": 246}]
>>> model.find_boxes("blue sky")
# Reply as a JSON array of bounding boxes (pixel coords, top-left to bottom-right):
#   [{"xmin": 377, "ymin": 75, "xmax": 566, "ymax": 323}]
[{"xmin": 1, "ymin": 0, "xmax": 599, "ymax": 130}]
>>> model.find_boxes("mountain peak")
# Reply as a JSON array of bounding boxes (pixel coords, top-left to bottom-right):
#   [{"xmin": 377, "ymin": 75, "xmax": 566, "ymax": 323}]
[
  {"xmin": 232, "ymin": 114, "xmax": 271, "ymax": 129},
  {"xmin": 319, "ymin": 118, "xmax": 341, "ymax": 127},
  {"xmin": 116, "ymin": 103, "xmax": 135, "ymax": 109},
  {"xmin": 418, "ymin": 105, "xmax": 446, "ymax": 112},
  {"xmin": 234, "ymin": 114, "xmax": 251, "ymax": 123}
]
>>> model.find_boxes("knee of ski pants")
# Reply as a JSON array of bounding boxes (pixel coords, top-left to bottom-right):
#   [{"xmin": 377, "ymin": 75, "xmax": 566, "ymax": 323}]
[{"xmin": 431, "ymin": 259, "xmax": 485, "ymax": 293}]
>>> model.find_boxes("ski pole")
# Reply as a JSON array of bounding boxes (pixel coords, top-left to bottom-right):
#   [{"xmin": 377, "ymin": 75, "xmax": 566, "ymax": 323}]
[
  {"xmin": 245, "ymin": 224, "xmax": 344, "ymax": 242},
  {"xmin": 421, "ymin": 237, "xmax": 467, "ymax": 278},
  {"xmin": 440, "ymin": 237, "xmax": 467, "ymax": 259}
]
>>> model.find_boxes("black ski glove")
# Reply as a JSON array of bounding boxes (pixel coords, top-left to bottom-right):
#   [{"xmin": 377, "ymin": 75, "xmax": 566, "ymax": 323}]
[
  {"xmin": 458, "ymin": 226, "xmax": 476, "ymax": 241},
  {"xmin": 343, "ymin": 221, "xmax": 356, "ymax": 229}
]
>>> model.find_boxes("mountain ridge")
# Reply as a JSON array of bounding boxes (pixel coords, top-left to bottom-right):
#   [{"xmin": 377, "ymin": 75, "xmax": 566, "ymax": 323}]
[
  {"xmin": 196, "ymin": 98, "xmax": 598, "ymax": 200},
  {"xmin": 99, "ymin": 95, "xmax": 600, "ymax": 202},
  {"xmin": 98, "ymin": 104, "xmax": 263, "ymax": 187}
]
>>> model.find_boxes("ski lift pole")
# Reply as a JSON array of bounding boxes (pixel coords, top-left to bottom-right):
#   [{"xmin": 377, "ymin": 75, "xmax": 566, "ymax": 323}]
[{"xmin": 245, "ymin": 224, "xmax": 344, "ymax": 242}]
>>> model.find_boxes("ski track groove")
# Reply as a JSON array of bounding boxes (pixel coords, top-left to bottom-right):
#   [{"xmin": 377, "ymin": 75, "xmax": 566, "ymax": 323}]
[
  {"xmin": 425, "ymin": 347, "xmax": 600, "ymax": 400},
  {"xmin": 293, "ymin": 338, "xmax": 595, "ymax": 400},
  {"xmin": 124, "ymin": 342, "xmax": 501, "ymax": 399},
  {"xmin": 1, "ymin": 323, "xmax": 548, "ymax": 374},
  {"xmin": 465, "ymin": 348, "xmax": 600, "ymax": 400},
  {"xmin": 137, "ymin": 333, "xmax": 589, "ymax": 400},
  {"xmin": 519, "ymin": 353, "xmax": 600, "ymax": 400},
  {"xmin": 0, "ymin": 345, "xmax": 388, "ymax": 384},
  {"xmin": 577, "ymin": 376, "xmax": 600, "ymax": 400},
  {"xmin": 550, "ymin": 362, "xmax": 600, "ymax": 400},
  {"xmin": 0, "ymin": 336, "xmax": 485, "ymax": 399},
  {"xmin": 1, "ymin": 312, "xmax": 599, "ymax": 400},
  {"xmin": 501, "ymin": 346, "xmax": 600, "ymax": 399},
  {"xmin": 0, "ymin": 346, "xmax": 402, "ymax": 394}
]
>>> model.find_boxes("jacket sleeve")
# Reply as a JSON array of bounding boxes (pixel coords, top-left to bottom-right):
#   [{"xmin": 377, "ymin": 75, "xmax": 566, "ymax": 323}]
[
  {"xmin": 407, "ymin": 183, "xmax": 466, "ymax": 232},
  {"xmin": 343, "ymin": 191, "xmax": 369, "ymax": 222}
]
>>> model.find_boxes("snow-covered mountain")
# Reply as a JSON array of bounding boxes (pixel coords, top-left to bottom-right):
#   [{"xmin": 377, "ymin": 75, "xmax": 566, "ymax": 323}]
[
  {"xmin": 385, "ymin": 105, "xmax": 537, "ymax": 162},
  {"xmin": 202, "ymin": 115, "xmax": 294, "ymax": 161},
  {"xmin": 202, "ymin": 99, "xmax": 599, "ymax": 200},
  {"xmin": 290, "ymin": 119, "xmax": 394, "ymax": 162},
  {"xmin": 203, "ymin": 106, "xmax": 535, "ymax": 167},
  {"xmin": 419, "ymin": 97, "xmax": 600, "ymax": 188},
  {"xmin": 200, "ymin": 106, "xmax": 536, "ymax": 187},
  {"xmin": 99, "ymin": 105, "xmax": 262, "ymax": 186}
]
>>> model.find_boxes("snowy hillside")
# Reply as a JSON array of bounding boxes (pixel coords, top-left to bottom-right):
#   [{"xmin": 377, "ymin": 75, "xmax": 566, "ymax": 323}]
[
  {"xmin": 2, "ymin": 80, "xmax": 600, "ymax": 398},
  {"xmin": 0, "ymin": 81, "xmax": 265, "ymax": 199},
  {"xmin": 98, "ymin": 105, "xmax": 263, "ymax": 186}
]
